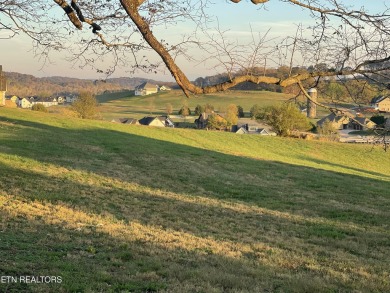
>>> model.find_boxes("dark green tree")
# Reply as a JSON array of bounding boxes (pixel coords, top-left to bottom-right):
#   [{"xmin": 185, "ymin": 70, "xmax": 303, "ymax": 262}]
[
  {"xmin": 237, "ymin": 105, "xmax": 245, "ymax": 118},
  {"xmin": 370, "ymin": 115, "xmax": 386, "ymax": 126}
]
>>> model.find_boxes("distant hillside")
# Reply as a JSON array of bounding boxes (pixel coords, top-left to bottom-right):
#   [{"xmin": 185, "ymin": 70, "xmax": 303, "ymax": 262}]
[{"xmin": 4, "ymin": 71, "xmax": 176, "ymax": 97}]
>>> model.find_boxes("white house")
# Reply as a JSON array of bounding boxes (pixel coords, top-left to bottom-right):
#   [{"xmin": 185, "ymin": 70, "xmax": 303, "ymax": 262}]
[
  {"xmin": 234, "ymin": 124, "xmax": 273, "ymax": 135},
  {"xmin": 56, "ymin": 96, "xmax": 65, "ymax": 103},
  {"xmin": 17, "ymin": 97, "xmax": 59, "ymax": 108},
  {"xmin": 32, "ymin": 97, "xmax": 58, "ymax": 107},
  {"xmin": 159, "ymin": 85, "xmax": 172, "ymax": 91},
  {"xmin": 135, "ymin": 82, "xmax": 159, "ymax": 96},
  {"xmin": 17, "ymin": 97, "xmax": 32, "ymax": 108}
]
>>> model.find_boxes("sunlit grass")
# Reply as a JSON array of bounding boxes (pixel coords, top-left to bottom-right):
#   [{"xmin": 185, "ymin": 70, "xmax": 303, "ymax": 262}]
[
  {"xmin": 0, "ymin": 107, "xmax": 389, "ymax": 292},
  {"xmin": 96, "ymin": 90, "xmax": 295, "ymax": 120}
]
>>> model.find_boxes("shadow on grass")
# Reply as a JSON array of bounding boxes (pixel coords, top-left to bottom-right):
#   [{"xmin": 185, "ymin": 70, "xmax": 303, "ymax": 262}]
[
  {"xmin": 0, "ymin": 116, "xmax": 389, "ymax": 226},
  {"xmin": 0, "ymin": 167, "xmax": 388, "ymax": 292},
  {"xmin": 101, "ymin": 109, "xmax": 173, "ymax": 120},
  {"xmin": 0, "ymin": 114, "xmax": 390, "ymax": 291},
  {"xmin": 2, "ymin": 207, "xmax": 334, "ymax": 293},
  {"xmin": 96, "ymin": 90, "xmax": 135, "ymax": 103}
]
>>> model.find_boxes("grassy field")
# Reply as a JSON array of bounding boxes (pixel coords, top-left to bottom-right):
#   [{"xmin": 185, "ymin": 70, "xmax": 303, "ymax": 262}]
[
  {"xmin": 96, "ymin": 90, "xmax": 296, "ymax": 121},
  {"xmin": 0, "ymin": 107, "xmax": 390, "ymax": 292}
]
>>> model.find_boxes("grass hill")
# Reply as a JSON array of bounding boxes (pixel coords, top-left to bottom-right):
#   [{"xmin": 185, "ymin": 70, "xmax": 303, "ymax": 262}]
[
  {"xmin": 0, "ymin": 107, "xmax": 389, "ymax": 292},
  {"xmin": 96, "ymin": 90, "xmax": 298, "ymax": 120}
]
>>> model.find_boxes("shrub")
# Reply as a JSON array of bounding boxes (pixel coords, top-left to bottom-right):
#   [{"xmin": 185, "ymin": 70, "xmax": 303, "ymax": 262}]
[
  {"xmin": 317, "ymin": 119, "xmax": 340, "ymax": 141},
  {"xmin": 72, "ymin": 91, "xmax": 100, "ymax": 119},
  {"xmin": 250, "ymin": 104, "xmax": 260, "ymax": 118},
  {"xmin": 31, "ymin": 104, "xmax": 48, "ymax": 112},
  {"xmin": 255, "ymin": 103, "xmax": 311, "ymax": 136},
  {"xmin": 207, "ymin": 114, "xmax": 227, "ymax": 130},
  {"xmin": 225, "ymin": 104, "xmax": 238, "ymax": 128},
  {"xmin": 194, "ymin": 104, "xmax": 204, "ymax": 116},
  {"xmin": 178, "ymin": 105, "xmax": 191, "ymax": 116},
  {"xmin": 203, "ymin": 103, "xmax": 214, "ymax": 113}
]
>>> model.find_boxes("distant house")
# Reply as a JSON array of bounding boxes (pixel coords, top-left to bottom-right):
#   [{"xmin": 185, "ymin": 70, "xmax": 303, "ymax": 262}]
[
  {"xmin": 159, "ymin": 85, "xmax": 171, "ymax": 91},
  {"xmin": 194, "ymin": 112, "xmax": 227, "ymax": 129},
  {"xmin": 8, "ymin": 95, "xmax": 19, "ymax": 103},
  {"xmin": 32, "ymin": 97, "xmax": 58, "ymax": 107},
  {"xmin": 135, "ymin": 82, "xmax": 159, "ymax": 96},
  {"xmin": 317, "ymin": 112, "xmax": 354, "ymax": 130},
  {"xmin": 350, "ymin": 117, "xmax": 376, "ymax": 131},
  {"xmin": 317, "ymin": 112, "xmax": 376, "ymax": 131},
  {"xmin": 66, "ymin": 95, "xmax": 77, "ymax": 103},
  {"xmin": 4, "ymin": 95, "xmax": 18, "ymax": 108},
  {"xmin": 231, "ymin": 119, "xmax": 275, "ymax": 135},
  {"xmin": 56, "ymin": 92, "xmax": 75, "ymax": 104},
  {"xmin": 234, "ymin": 124, "xmax": 272, "ymax": 135},
  {"xmin": 16, "ymin": 96, "xmax": 58, "ymax": 108},
  {"xmin": 111, "ymin": 118, "xmax": 140, "ymax": 125},
  {"xmin": 123, "ymin": 118, "xmax": 140, "ymax": 125},
  {"xmin": 159, "ymin": 116, "xmax": 175, "ymax": 127},
  {"xmin": 17, "ymin": 97, "xmax": 33, "ymax": 108},
  {"xmin": 139, "ymin": 116, "xmax": 174, "ymax": 127},
  {"xmin": 370, "ymin": 96, "xmax": 390, "ymax": 112},
  {"xmin": 56, "ymin": 96, "xmax": 65, "ymax": 104}
]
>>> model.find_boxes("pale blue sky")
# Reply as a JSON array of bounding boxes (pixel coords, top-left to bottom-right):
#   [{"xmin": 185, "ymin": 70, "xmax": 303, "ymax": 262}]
[{"xmin": 1, "ymin": 1, "xmax": 387, "ymax": 81}]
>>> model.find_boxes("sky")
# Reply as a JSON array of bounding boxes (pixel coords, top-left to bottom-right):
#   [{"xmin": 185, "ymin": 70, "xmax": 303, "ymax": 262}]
[{"xmin": 0, "ymin": 1, "xmax": 387, "ymax": 81}]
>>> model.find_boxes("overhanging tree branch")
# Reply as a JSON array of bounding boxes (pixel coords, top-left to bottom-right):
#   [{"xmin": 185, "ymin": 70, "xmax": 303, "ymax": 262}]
[{"xmin": 4, "ymin": 0, "xmax": 389, "ymax": 97}]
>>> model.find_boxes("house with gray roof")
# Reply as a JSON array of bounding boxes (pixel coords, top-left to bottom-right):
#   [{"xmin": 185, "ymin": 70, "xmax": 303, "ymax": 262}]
[
  {"xmin": 234, "ymin": 124, "xmax": 272, "ymax": 135},
  {"xmin": 317, "ymin": 112, "xmax": 354, "ymax": 130},
  {"xmin": 370, "ymin": 95, "xmax": 390, "ymax": 112},
  {"xmin": 111, "ymin": 118, "xmax": 140, "ymax": 125},
  {"xmin": 135, "ymin": 82, "xmax": 159, "ymax": 96},
  {"xmin": 139, "ymin": 116, "xmax": 174, "ymax": 127},
  {"xmin": 317, "ymin": 111, "xmax": 376, "ymax": 131}
]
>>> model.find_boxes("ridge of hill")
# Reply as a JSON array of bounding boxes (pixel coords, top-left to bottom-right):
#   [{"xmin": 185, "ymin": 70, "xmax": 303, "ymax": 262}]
[
  {"xmin": 0, "ymin": 108, "xmax": 389, "ymax": 292},
  {"xmin": 4, "ymin": 71, "xmax": 177, "ymax": 97}
]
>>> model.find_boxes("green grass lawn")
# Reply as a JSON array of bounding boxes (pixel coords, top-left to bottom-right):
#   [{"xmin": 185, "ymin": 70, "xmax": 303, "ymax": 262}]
[
  {"xmin": 96, "ymin": 90, "xmax": 295, "ymax": 121},
  {"xmin": 0, "ymin": 107, "xmax": 389, "ymax": 292}
]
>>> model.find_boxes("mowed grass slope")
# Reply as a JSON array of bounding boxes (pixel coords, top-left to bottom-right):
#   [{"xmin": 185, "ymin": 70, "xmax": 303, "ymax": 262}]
[
  {"xmin": 0, "ymin": 107, "xmax": 389, "ymax": 292},
  {"xmin": 97, "ymin": 90, "xmax": 294, "ymax": 120}
]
